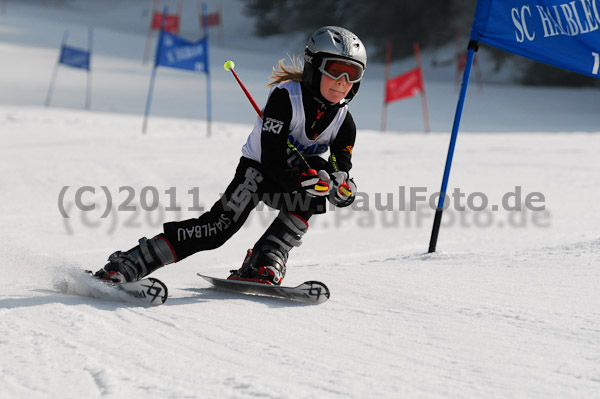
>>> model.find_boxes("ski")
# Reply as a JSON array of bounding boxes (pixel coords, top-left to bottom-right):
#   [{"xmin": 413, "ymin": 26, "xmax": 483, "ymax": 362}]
[
  {"xmin": 107, "ymin": 277, "xmax": 168, "ymax": 306},
  {"xmin": 59, "ymin": 272, "xmax": 168, "ymax": 306},
  {"xmin": 198, "ymin": 273, "xmax": 330, "ymax": 304}
]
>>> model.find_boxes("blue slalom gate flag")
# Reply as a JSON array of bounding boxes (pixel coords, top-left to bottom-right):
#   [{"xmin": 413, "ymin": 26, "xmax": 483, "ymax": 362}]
[
  {"xmin": 429, "ymin": 0, "xmax": 600, "ymax": 253},
  {"xmin": 156, "ymin": 31, "xmax": 209, "ymax": 73},
  {"xmin": 471, "ymin": 0, "xmax": 600, "ymax": 78},
  {"xmin": 59, "ymin": 45, "xmax": 90, "ymax": 70}
]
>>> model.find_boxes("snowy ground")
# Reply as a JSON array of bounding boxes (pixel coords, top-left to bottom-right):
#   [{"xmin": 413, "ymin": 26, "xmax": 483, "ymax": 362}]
[{"xmin": 2, "ymin": 1, "xmax": 600, "ymax": 398}]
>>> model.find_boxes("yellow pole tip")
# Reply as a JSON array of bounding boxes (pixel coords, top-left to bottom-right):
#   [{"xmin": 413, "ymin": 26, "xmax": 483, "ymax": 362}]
[{"xmin": 224, "ymin": 60, "xmax": 235, "ymax": 71}]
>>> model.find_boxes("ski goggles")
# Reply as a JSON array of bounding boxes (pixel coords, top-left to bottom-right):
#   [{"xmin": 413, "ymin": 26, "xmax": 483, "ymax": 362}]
[{"xmin": 318, "ymin": 58, "xmax": 364, "ymax": 84}]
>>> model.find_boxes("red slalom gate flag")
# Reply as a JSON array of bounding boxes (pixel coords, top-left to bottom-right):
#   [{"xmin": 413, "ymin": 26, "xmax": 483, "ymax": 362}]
[
  {"xmin": 152, "ymin": 12, "xmax": 180, "ymax": 33},
  {"xmin": 203, "ymin": 12, "xmax": 221, "ymax": 27},
  {"xmin": 385, "ymin": 67, "xmax": 424, "ymax": 104}
]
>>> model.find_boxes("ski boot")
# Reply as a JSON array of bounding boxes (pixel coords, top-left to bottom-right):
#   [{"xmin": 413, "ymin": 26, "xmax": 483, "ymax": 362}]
[
  {"xmin": 94, "ymin": 234, "xmax": 176, "ymax": 283},
  {"xmin": 228, "ymin": 211, "xmax": 309, "ymax": 285},
  {"xmin": 228, "ymin": 248, "xmax": 286, "ymax": 285}
]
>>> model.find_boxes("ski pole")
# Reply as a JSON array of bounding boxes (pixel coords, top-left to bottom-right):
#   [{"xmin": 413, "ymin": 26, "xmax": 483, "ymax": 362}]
[
  {"xmin": 223, "ymin": 60, "xmax": 312, "ymax": 173},
  {"xmin": 224, "ymin": 60, "xmax": 263, "ymax": 117}
]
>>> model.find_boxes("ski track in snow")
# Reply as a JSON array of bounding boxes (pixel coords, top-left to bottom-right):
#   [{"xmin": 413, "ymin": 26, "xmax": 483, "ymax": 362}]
[
  {"xmin": 3, "ymin": 242, "xmax": 600, "ymax": 398},
  {"xmin": 1, "ymin": 1, "xmax": 600, "ymax": 398}
]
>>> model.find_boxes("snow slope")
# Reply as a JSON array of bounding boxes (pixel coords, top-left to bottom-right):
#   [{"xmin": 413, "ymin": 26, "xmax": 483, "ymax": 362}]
[{"xmin": 1, "ymin": 1, "xmax": 600, "ymax": 398}]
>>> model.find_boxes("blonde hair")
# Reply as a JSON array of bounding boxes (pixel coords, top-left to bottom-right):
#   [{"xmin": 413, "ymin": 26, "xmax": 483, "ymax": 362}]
[{"xmin": 268, "ymin": 56, "xmax": 304, "ymax": 87}]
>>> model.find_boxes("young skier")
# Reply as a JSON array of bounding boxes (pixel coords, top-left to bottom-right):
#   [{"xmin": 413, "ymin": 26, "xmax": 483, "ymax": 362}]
[{"xmin": 93, "ymin": 26, "xmax": 367, "ymax": 285}]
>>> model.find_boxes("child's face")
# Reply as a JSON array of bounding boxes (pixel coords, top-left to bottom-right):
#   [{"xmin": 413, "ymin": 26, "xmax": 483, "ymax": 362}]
[{"xmin": 320, "ymin": 75, "xmax": 353, "ymax": 103}]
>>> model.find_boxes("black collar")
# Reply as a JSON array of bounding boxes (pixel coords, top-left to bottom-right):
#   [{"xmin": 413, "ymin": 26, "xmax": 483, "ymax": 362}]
[{"xmin": 300, "ymin": 83, "xmax": 340, "ymax": 112}]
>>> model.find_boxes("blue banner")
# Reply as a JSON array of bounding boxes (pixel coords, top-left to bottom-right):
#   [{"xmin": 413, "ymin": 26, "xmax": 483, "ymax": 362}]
[
  {"xmin": 471, "ymin": 0, "xmax": 600, "ymax": 78},
  {"xmin": 156, "ymin": 32, "xmax": 209, "ymax": 73},
  {"xmin": 59, "ymin": 45, "xmax": 90, "ymax": 70}
]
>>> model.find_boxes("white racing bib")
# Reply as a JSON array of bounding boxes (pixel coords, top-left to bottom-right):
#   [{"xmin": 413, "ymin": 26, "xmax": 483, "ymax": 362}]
[{"xmin": 241, "ymin": 81, "xmax": 347, "ymax": 162}]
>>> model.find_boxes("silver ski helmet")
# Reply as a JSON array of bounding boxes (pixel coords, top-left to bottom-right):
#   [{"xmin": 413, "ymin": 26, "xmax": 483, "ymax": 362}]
[{"xmin": 303, "ymin": 26, "xmax": 367, "ymax": 103}]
